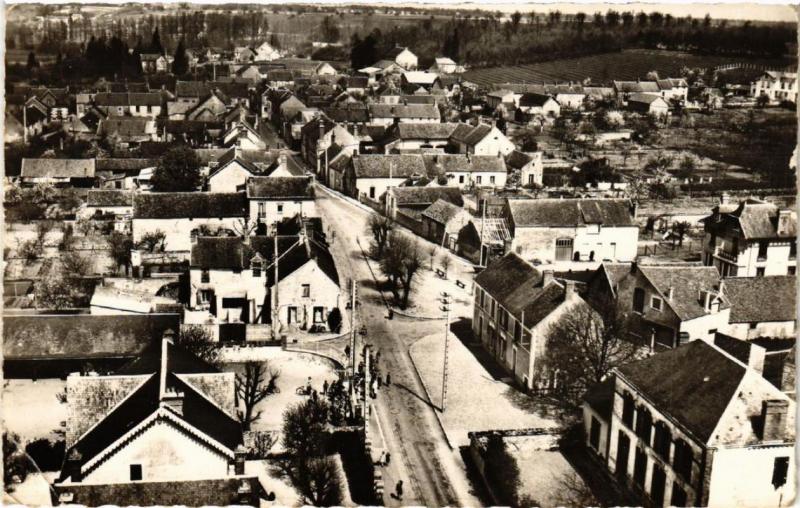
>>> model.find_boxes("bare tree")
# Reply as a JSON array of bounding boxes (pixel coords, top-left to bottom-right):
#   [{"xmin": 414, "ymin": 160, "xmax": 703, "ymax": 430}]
[
  {"xmin": 671, "ymin": 221, "xmax": 692, "ymax": 248},
  {"xmin": 439, "ymin": 254, "xmax": 451, "ymax": 279},
  {"xmin": 137, "ymin": 230, "xmax": 166, "ymax": 252},
  {"xmin": 543, "ymin": 298, "xmax": 638, "ymax": 405},
  {"xmin": 177, "ymin": 325, "xmax": 220, "ymax": 366},
  {"xmin": 61, "ymin": 251, "xmax": 92, "ymax": 276},
  {"xmin": 554, "ymin": 471, "xmax": 598, "ymax": 507},
  {"xmin": 380, "ymin": 234, "xmax": 423, "ymax": 309},
  {"xmin": 366, "ymin": 214, "xmax": 393, "ymax": 259},
  {"xmin": 236, "ymin": 361, "xmax": 281, "ymax": 430},
  {"xmin": 233, "ymin": 217, "xmax": 257, "ymax": 238},
  {"xmin": 299, "ymin": 457, "xmax": 343, "ymax": 507}
]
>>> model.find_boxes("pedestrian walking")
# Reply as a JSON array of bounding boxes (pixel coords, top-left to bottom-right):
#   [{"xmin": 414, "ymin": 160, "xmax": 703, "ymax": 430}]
[
  {"xmin": 306, "ymin": 376, "xmax": 312, "ymax": 395},
  {"xmin": 384, "ymin": 452, "xmax": 391, "ymax": 466},
  {"xmin": 376, "ymin": 350, "xmax": 381, "ymax": 364},
  {"xmin": 395, "ymin": 480, "xmax": 403, "ymax": 500},
  {"xmin": 311, "ymin": 389, "xmax": 318, "ymax": 402},
  {"xmin": 322, "ymin": 379, "xmax": 329, "ymax": 395},
  {"xmin": 377, "ymin": 374, "xmax": 383, "ymax": 389},
  {"xmin": 344, "ymin": 344, "xmax": 351, "ymax": 359},
  {"xmin": 386, "ymin": 372, "xmax": 391, "ymax": 386}
]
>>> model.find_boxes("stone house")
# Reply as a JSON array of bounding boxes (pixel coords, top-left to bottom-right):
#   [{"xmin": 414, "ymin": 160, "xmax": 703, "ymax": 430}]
[
  {"xmin": 721, "ymin": 276, "xmax": 796, "ymax": 340},
  {"xmin": 449, "ymin": 123, "xmax": 516, "ymax": 157},
  {"xmin": 20, "ymin": 158, "xmax": 96, "ymax": 187},
  {"xmin": 245, "ymin": 176, "xmax": 316, "ymax": 228},
  {"xmin": 421, "ymin": 199, "xmax": 472, "ymax": 249}
]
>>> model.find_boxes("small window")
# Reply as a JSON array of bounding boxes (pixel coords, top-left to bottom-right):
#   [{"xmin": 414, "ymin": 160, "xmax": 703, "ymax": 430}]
[
  {"xmin": 758, "ymin": 241, "xmax": 768, "ymax": 260},
  {"xmin": 277, "ymin": 204, "xmax": 284, "ymax": 214},
  {"xmin": 790, "ymin": 241, "xmax": 796, "ymax": 259},
  {"xmin": 459, "ymin": 175, "xmax": 465, "ymax": 184},
  {"xmin": 252, "ymin": 260, "xmax": 262, "ymax": 277},
  {"xmin": 369, "ymin": 187, "xmax": 376, "ymax": 199},
  {"xmin": 476, "ymin": 176, "xmax": 482, "ymax": 184},
  {"xmin": 756, "ymin": 267, "xmax": 766, "ymax": 277},
  {"xmin": 130, "ymin": 464, "xmax": 142, "ymax": 481},
  {"xmin": 201, "ymin": 269, "xmax": 210, "ymax": 283},
  {"xmin": 621, "ymin": 392, "xmax": 635, "ymax": 428},
  {"xmin": 651, "ymin": 296, "xmax": 663, "ymax": 311},
  {"xmin": 708, "ymin": 328, "xmax": 717, "ymax": 335},
  {"xmin": 257, "ymin": 202, "xmax": 266, "ymax": 219},
  {"xmin": 749, "ymin": 322, "xmax": 758, "ymax": 330},
  {"xmin": 772, "ymin": 457, "xmax": 790, "ymax": 489},
  {"xmin": 302, "ymin": 284, "xmax": 310, "ymax": 297},
  {"xmin": 489, "ymin": 175, "xmax": 496, "ymax": 184}
]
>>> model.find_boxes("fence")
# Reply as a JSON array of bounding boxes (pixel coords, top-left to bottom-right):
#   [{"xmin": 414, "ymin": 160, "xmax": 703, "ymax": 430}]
[{"xmin": 637, "ymin": 238, "xmax": 700, "ymax": 258}]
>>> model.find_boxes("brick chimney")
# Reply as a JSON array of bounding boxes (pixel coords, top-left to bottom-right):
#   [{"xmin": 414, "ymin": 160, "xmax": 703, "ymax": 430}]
[
  {"xmin": 777, "ymin": 209, "xmax": 792, "ymax": 235},
  {"xmin": 761, "ymin": 399, "xmax": 789, "ymax": 441},
  {"xmin": 542, "ymin": 270, "xmax": 554, "ymax": 286},
  {"xmin": 564, "ymin": 279, "xmax": 577, "ymax": 294},
  {"xmin": 161, "ymin": 388, "xmax": 184, "ymax": 416}
]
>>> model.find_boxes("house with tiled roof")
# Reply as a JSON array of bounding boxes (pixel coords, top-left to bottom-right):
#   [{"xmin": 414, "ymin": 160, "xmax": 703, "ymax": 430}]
[
  {"xmin": 504, "ymin": 198, "xmax": 638, "ymax": 266},
  {"xmin": 517, "ymin": 93, "xmax": 561, "ymax": 117},
  {"xmin": 506, "ymin": 150, "xmax": 543, "ymax": 187},
  {"xmin": 81, "ymin": 190, "xmax": 134, "ymax": 220},
  {"xmin": 367, "ymin": 103, "xmax": 440, "ymax": 127},
  {"xmin": 384, "ymin": 186, "xmax": 464, "ymax": 221},
  {"xmin": 221, "ymin": 120, "xmax": 266, "ymax": 150},
  {"xmin": 381, "ymin": 122, "xmax": 461, "ymax": 153},
  {"xmin": 627, "ymin": 93, "xmax": 670, "ymax": 117},
  {"xmin": 54, "ymin": 337, "xmax": 264, "ymax": 506},
  {"xmin": 246, "ymin": 176, "xmax": 316, "ymax": 227},
  {"xmin": 421, "ymin": 199, "xmax": 472, "ymax": 248},
  {"xmin": 132, "ymin": 192, "xmax": 248, "ymax": 252},
  {"xmin": 300, "ymin": 115, "xmax": 358, "ymax": 180},
  {"xmin": 421, "ymin": 153, "xmax": 508, "ymax": 189},
  {"xmin": 343, "ymin": 154, "xmax": 428, "ymax": 200},
  {"xmin": 94, "ymin": 92, "xmax": 163, "ymax": 117},
  {"xmin": 702, "ymin": 197, "xmax": 797, "ymax": 277},
  {"xmin": 97, "ymin": 117, "xmax": 159, "ymax": 147},
  {"xmin": 189, "ymin": 234, "xmax": 340, "ymax": 329},
  {"xmin": 585, "ymin": 339, "xmax": 795, "ymax": 508},
  {"xmin": 449, "ymin": 122, "xmax": 515, "ymax": 157},
  {"xmin": 20, "ymin": 158, "xmax": 96, "ymax": 187},
  {"xmin": 721, "ymin": 275, "xmax": 796, "ymax": 340},
  {"xmin": 383, "ymin": 46, "xmax": 418, "ymax": 70},
  {"xmin": 751, "ymin": 71, "xmax": 797, "ymax": 103},
  {"xmin": 140, "ymin": 53, "xmax": 169, "ymax": 73},
  {"xmin": 613, "ymin": 263, "xmax": 730, "ymax": 349},
  {"xmin": 473, "ymin": 252, "xmax": 597, "ymax": 390}
]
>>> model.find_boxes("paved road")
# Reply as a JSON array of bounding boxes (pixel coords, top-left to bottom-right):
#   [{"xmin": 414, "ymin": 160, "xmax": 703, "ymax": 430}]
[{"xmin": 315, "ymin": 185, "xmax": 480, "ymax": 507}]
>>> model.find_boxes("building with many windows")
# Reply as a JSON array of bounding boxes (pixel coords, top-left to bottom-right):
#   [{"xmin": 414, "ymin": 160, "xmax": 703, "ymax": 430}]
[{"xmin": 702, "ymin": 198, "xmax": 796, "ymax": 277}]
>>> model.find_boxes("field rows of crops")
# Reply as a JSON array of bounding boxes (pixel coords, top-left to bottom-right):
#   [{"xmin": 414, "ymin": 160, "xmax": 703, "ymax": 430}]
[{"xmin": 461, "ymin": 49, "xmax": 794, "ymax": 87}]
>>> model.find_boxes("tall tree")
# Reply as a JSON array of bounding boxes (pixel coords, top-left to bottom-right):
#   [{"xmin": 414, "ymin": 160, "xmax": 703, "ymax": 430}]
[
  {"xmin": 172, "ymin": 37, "xmax": 189, "ymax": 75},
  {"xmin": 151, "ymin": 145, "xmax": 202, "ymax": 192},
  {"xmin": 26, "ymin": 51, "xmax": 39, "ymax": 70},
  {"xmin": 236, "ymin": 361, "xmax": 281, "ymax": 430},
  {"xmin": 151, "ymin": 27, "xmax": 164, "ymax": 55}
]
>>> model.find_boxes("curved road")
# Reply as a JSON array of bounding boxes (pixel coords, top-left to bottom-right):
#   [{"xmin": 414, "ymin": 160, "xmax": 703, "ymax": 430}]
[{"xmin": 315, "ymin": 185, "xmax": 481, "ymax": 507}]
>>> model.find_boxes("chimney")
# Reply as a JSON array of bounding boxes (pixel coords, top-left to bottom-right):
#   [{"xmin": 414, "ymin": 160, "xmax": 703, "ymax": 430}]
[
  {"xmin": 279, "ymin": 152, "xmax": 287, "ymax": 168},
  {"xmin": 65, "ymin": 448, "xmax": 83, "ymax": 482},
  {"xmin": 630, "ymin": 200, "xmax": 638, "ymax": 219},
  {"xmin": 720, "ymin": 192, "xmax": 730, "ymax": 205},
  {"xmin": 542, "ymin": 270, "xmax": 554, "ymax": 286},
  {"xmin": 666, "ymin": 287, "xmax": 674, "ymax": 300},
  {"xmin": 747, "ymin": 343, "xmax": 766, "ymax": 375},
  {"xmin": 233, "ymin": 444, "xmax": 247, "ymax": 475},
  {"xmin": 162, "ymin": 328, "xmax": 176, "ymax": 342},
  {"xmin": 161, "ymin": 388, "xmax": 184, "ymax": 416},
  {"xmin": 777, "ymin": 209, "xmax": 792, "ymax": 235},
  {"xmin": 564, "ymin": 279, "xmax": 577, "ymax": 294},
  {"xmin": 702, "ymin": 290, "xmax": 712, "ymax": 312},
  {"xmin": 761, "ymin": 399, "xmax": 789, "ymax": 441}
]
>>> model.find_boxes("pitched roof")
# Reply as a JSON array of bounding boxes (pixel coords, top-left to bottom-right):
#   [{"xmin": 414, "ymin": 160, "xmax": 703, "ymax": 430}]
[
  {"xmin": 4, "ymin": 314, "xmax": 180, "ymax": 360},
  {"xmin": 86, "ymin": 190, "xmax": 134, "ymax": 207},
  {"xmin": 507, "ymin": 199, "xmax": 635, "ymax": 227},
  {"xmin": 637, "ymin": 265, "xmax": 727, "ymax": 321},
  {"xmin": 723, "ymin": 276, "xmax": 796, "ymax": 323},
  {"xmin": 705, "ymin": 199, "xmax": 796, "ymax": 240},
  {"xmin": 614, "ymin": 80, "xmax": 661, "ymax": 93},
  {"xmin": 422, "ymin": 154, "xmax": 507, "ymax": 174},
  {"xmin": 617, "ymin": 340, "xmax": 747, "ymax": 443},
  {"xmin": 94, "ymin": 92, "xmax": 162, "ymax": 107},
  {"xmin": 175, "ymin": 80, "xmax": 211, "ymax": 98},
  {"xmin": 385, "ymin": 122, "xmax": 460, "ymax": 141},
  {"xmin": 389, "ymin": 186, "xmax": 464, "ymax": 207},
  {"xmin": 385, "ymin": 46, "xmax": 415, "ymax": 59},
  {"xmin": 191, "ymin": 236, "xmax": 276, "ymax": 270},
  {"xmin": 519, "ymin": 93, "xmax": 555, "ymax": 107},
  {"xmin": 21, "ymin": 158, "xmax": 95, "ymax": 179},
  {"xmin": 94, "ymin": 158, "xmax": 157, "ymax": 172},
  {"xmin": 368, "ymin": 103, "xmax": 440, "ymax": 120},
  {"xmin": 351, "ymin": 154, "xmax": 427, "ymax": 179},
  {"xmin": 628, "ymin": 93, "xmax": 668, "ymax": 105},
  {"xmin": 450, "ymin": 123, "xmax": 494, "ymax": 146},
  {"xmin": 506, "ymin": 150, "xmax": 535, "ymax": 170},
  {"xmin": 98, "ymin": 117, "xmax": 156, "ymax": 138},
  {"xmin": 133, "ymin": 192, "xmax": 247, "ymax": 219},
  {"xmin": 421, "ymin": 199, "xmax": 466, "ymax": 224},
  {"xmin": 246, "ymin": 176, "xmax": 314, "ymax": 200},
  {"xmin": 403, "ymin": 71, "xmax": 439, "ymax": 85}
]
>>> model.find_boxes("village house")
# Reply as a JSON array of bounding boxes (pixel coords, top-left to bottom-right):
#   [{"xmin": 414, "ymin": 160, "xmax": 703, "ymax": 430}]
[
  {"xmin": 54, "ymin": 338, "xmax": 263, "ymax": 506},
  {"xmin": 721, "ymin": 275, "xmax": 796, "ymax": 340},
  {"xmin": 421, "ymin": 153, "xmax": 509, "ymax": 189},
  {"xmin": 132, "ymin": 192, "xmax": 248, "ymax": 252},
  {"xmin": 656, "ymin": 78, "xmax": 689, "ymax": 104},
  {"xmin": 384, "ymin": 186, "xmax": 464, "ymax": 221},
  {"xmin": 504, "ymin": 198, "xmax": 639, "ymax": 265},
  {"xmin": 342, "ymin": 154, "xmax": 428, "ymax": 200},
  {"xmin": 702, "ymin": 197, "xmax": 797, "ymax": 277},
  {"xmin": 584, "ymin": 339, "xmax": 795, "ymax": 507},
  {"xmin": 255, "ymin": 41, "xmax": 281, "ymax": 61},
  {"xmin": 383, "ymin": 46, "xmax": 418, "ymax": 70},
  {"xmin": 234, "ymin": 46, "xmax": 257, "ymax": 63},
  {"xmin": 400, "ymin": 71, "xmax": 441, "ymax": 93},
  {"xmin": 94, "ymin": 92, "xmax": 163, "ymax": 117},
  {"xmin": 368, "ymin": 103, "xmax": 441, "ymax": 127},
  {"xmin": 222, "ymin": 120, "xmax": 267, "ymax": 150},
  {"xmin": 627, "ymin": 93, "xmax": 670, "ymax": 117},
  {"xmin": 428, "ymin": 57, "xmax": 461, "ymax": 74},
  {"xmin": 140, "ymin": 53, "xmax": 169, "ymax": 74},
  {"xmin": 189, "ymin": 234, "xmax": 340, "ymax": 329},
  {"xmin": 613, "ymin": 80, "xmax": 662, "ymax": 101},
  {"xmin": 89, "ymin": 284, "xmax": 178, "ymax": 315},
  {"xmin": 95, "ymin": 158, "xmax": 157, "ymax": 190},
  {"xmin": 420, "ymin": 199, "xmax": 473, "ymax": 249},
  {"xmin": 456, "ymin": 217, "xmax": 512, "ymax": 266},
  {"xmin": 80, "ymin": 190, "xmax": 134, "ymax": 224},
  {"xmin": 486, "ymin": 89, "xmax": 517, "ymax": 110},
  {"xmin": 381, "ymin": 122, "xmax": 460, "ymax": 153},
  {"xmin": 473, "ymin": 252, "xmax": 596, "ymax": 390},
  {"xmin": 206, "ymin": 147, "xmax": 264, "ymax": 193},
  {"xmin": 20, "ymin": 158, "xmax": 96, "ymax": 187},
  {"xmin": 751, "ymin": 71, "xmax": 798, "ymax": 103},
  {"xmin": 97, "ymin": 117, "xmax": 159, "ymax": 148},
  {"xmin": 449, "ymin": 123, "xmax": 516, "ymax": 157},
  {"xmin": 517, "ymin": 93, "xmax": 561, "ymax": 118},
  {"xmin": 506, "ymin": 150, "xmax": 544, "ymax": 187},
  {"xmin": 246, "ymin": 176, "xmax": 316, "ymax": 228},
  {"xmin": 300, "ymin": 116, "xmax": 358, "ymax": 181},
  {"xmin": 168, "ymin": 91, "xmax": 228, "ymax": 122}
]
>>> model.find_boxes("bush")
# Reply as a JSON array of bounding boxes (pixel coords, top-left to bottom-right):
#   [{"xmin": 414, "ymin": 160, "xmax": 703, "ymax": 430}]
[
  {"xmin": 327, "ymin": 308, "xmax": 343, "ymax": 333},
  {"xmin": 24, "ymin": 438, "xmax": 66, "ymax": 471}
]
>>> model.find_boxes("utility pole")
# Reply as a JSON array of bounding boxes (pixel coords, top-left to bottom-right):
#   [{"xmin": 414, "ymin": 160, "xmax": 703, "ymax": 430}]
[
  {"xmin": 350, "ymin": 280, "xmax": 357, "ymax": 379},
  {"xmin": 440, "ymin": 291, "xmax": 451, "ymax": 412},
  {"xmin": 272, "ymin": 234, "xmax": 279, "ymax": 339},
  {"xmin": 23, "ymin": 94, "xmax": 28, "ymax": 145}
]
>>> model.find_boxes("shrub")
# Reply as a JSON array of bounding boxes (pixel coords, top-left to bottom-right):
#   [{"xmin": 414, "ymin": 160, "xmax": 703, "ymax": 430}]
[
  {"xmin": 327, "ymin": 308, "xmax": 343, "ymax": 334},
  {"xmin": 24, "ymin": 438, "xmax": 66, "ymax": 472}
]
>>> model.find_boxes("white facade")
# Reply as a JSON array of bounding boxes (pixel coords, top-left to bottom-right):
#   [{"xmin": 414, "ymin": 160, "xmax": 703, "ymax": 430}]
[
  {"xmin": 751, "ymin": 72, "xmax": 798, "ymax": 103},
  {"xmin": 704, "ymin": 237, "xmax": 796, "ymax": 277},
  {"xmin": 248, "ymin": 199, "xmax": 317, "ymax": 225},
  {"xmin": 509, "ymin": 225, "xmax": 639, "ymax": 265},
  {"xmin": 133, "ymin": 217, "xmax": 244, "ymax": 252},
  {"xmin": 207, "ymin": 161, "xmax": 252, "ymax": 193}
]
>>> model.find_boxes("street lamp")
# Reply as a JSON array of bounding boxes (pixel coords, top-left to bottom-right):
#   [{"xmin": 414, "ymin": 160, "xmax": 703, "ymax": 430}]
[{"xmin": 440, "ymin": 291, "xmax": 451, "ymax": 412}]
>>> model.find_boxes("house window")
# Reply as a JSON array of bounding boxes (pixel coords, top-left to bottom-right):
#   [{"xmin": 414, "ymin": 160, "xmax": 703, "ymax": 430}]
[
  {"xmin": 313, "ymin": 306, "xmax": 325, "ymax": 323},
  {"xmin": 633, "ymin": 288, "xmax": 645, "ymax": 313},
  {"xmin": 633, "ymin": 447, "xmax": 647, "ymax": 487},
  {"xmin": 302, "ymin": 284, "xmax": 310, "ymax": 297},
  {"xmin": 772, "ymin": 457, "xmax": 790, "ymax": 489},
  {"xmin": 252, "ymin": 260, "xmax": 262, "ymax": 277},
  {"xmin": 616, "ymin": 431, "xmax": 630, "ymax": 478},
  {"xmin": 756, "ymin": 267, "xmax": 765, "ymax": 277},
  {"xmin": 476, "ymin": 176, "xmax": 482, "ymax": 185},
  {"xmin": 287, "ymin": 306, "xmax": 298, "ymax": 323},
  {"xmin": 622, "ymin": 391, "xmax": 635, "ymax": 428},
  {"xmin": 650, "ymin": 464, "xmax": 667, "ymax": 507},
  {"xmin": 277, "ymin": 204, "xmax": 284, "ymax": 214},
  {"xmin": 650, "ymin": 296, "xmax": 663, "ymax": 312},
  {"xmin": 489, "ymin": 176, "xmax": 496, "ymax": 184},
  {"xmin": 459, "ymin": 175, "xmax": 465, "ymax": 184},
  {"xmin": 201, "ymin": 269, "xmax": 210, "ymax": 283},
  {"xmin": 369, "ymin": 187, "xmax": 376, "ymax": 199},
  {"xmin": 749, "ymin": 322, "xmax": 758, "ymax": 330},
  {"xmin": 653, "ymin": 421, "xmax": 671, "ymax": 459},
  {"xmin": 758, "ymin": 241, "xmax": 768, "ymax": 260},
  {"xmin": 130, "ymin": 464, "xmax": 142, "ymax": 481},
  {"xmin": 790, "ymin": 241, "xmax": 796, "ymax": 259},
  {"xmin": 635, "ymin": 406, "xmax": 652, "ymax": 444},
  {"xmin": 555, "ymin": 238, "xmax": 574, "ymax": 261},
  {"xmin": 480, "ymin": 289, "xmax": 485, "ymax": 308},
  {"xmin": 258, "ymin": 202, "xmax": 266, "ymax": 219},
  {"xmin": 671, "ymin": 483, "xmax": 688, "ymax": 507},
  {"xmin": 789, "ymin": 266, "xmax": 796, "ymax": 275},
  {"xmin": 589, "ymin": 416, "xmax": 601, "ymax": 451},
  {"xmin": 199, "ymin": 289, "xmax": 213, "ymax": 304},
  {"xmin": 673, "ymin": 439, "xmax": 693, "ymax": 482}
]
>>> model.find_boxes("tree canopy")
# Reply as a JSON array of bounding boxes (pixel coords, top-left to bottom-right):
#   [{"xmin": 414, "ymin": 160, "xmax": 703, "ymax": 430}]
[{"xmin": 151, "ymin": 145, "xmax": 202, "ymax": 192}]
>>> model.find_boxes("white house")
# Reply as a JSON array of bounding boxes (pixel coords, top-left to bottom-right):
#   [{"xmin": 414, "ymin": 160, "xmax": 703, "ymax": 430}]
[
  {"xmin": 586, "ymin": 339, "xmax": 795, "ymax": 508},
  {"xmin": 222, "ymin": 121, "xmax": 266, "ymax": 150},
  {"xmin": 517, "ymin": 93, "xmax": 561, "ymax": 118},
  {"xmin": 421, "ymin": 153, "xmax": 508, "ymax": 189},
  {"xmin": 255, "ymin": 41, "xmax": 281, "ymax": 61},
  {"xmin": 343, "ymin": 154, "xmax": 428, "ymax": 200},
  {"xmin": 207, "ymin": 148, "xmax": 259, "ymax": 193},
  {"xmin": 20, "ymin": 158, "xmax": 96, "ymax": 187},
  {"xmin": 721, "ymin": 276, "xmax": 796, "ymax": 340},
  {"xmin": 428, "ymin": 57, "xmax": 462, "ymax": 74},
  {"xmin": 80, "ymin": 190, "xmax": 134, "ymax": 220},
  {"xmin": 367, "ymin": 103, "xmax": 441, "ymax": 126},
  {"xmin": 384, "ymin": 46, "xmax": 418, "ymax": 70},
  {"xmin": 751, "ymin": 71, "xmax": 798, "ymax": 103},
  {"xmin": 246, "ymin": 176, "xmax": 316, "ymax": 227},
  {"xmin": 506, "ymin": 150, "xmax": 543, "ymax": 187},
  {"xmin": 627, "ymin": 93, "xmax": 670, "ymax": 117},
  {"xmin": 505, "ymin": 198, "xmax": 639, "ymax": 266},
  {"xmin": 450, "ymin": 123, "xmax": 516, "ymax": 157}
]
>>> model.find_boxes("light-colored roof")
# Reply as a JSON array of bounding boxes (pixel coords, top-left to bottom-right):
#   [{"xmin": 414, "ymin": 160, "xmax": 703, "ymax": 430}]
[{"xmin": 21, "ymin": 159, "xmax": 96, "ymax": 179}]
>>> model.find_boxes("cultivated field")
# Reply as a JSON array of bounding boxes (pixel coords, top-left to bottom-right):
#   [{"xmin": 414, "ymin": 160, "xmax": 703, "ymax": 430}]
[{"xmin": 461, "ymin": 49, "xmax": 794, "ymax": 86}]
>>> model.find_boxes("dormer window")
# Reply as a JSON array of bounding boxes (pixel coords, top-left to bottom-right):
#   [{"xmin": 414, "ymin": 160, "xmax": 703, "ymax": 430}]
[{"xmin": 651, "ymin": 296, "xmax": 663, "ymax": 312}]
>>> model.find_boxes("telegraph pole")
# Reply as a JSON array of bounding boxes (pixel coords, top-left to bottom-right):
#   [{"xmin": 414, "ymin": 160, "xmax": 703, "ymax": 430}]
[
  {"xmin": 272, "ymin": 234, "xmax": 279, "ymax": 339},
  {"xmin": 440, "ymin": 291, "xmax": 451, "ymax": 412},
  {"xmin": 350, "ymin": 280, "xmax": 357, "ymax": 379}
]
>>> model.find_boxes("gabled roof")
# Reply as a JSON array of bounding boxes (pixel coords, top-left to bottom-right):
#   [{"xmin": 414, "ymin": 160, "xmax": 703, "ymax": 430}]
[
  {"xmin": 450, "ymin": 123, "xmax": 494, "ymax": 146},
  {"xmin": 87, "ymin": 190, "xmax": 134, "ymax": 207},
  {"xmin": 507, "ymin": 198, "xmax": 634, "ymax": 228},
  {"xmin": 385, "ymin": 46, "xmax": 415, "ymax": 59},
  {"xmin": 421, "ymin": 154, "xmax": 506, "ymax": 175},
  {"xmin": 402, "ymin": 71, "xmax": 439, "ymax": 85},
  {"xmin": 388, "ymin": 186, "xmax": 464, "ymax": 207},
  {"xmin": 98, "ymin": 117, "xmax": 156, "ymax": 138},
  {"xmin": 385, "ymin": 122, "xmax": 460, "ymax": 141},
  {"xmin": 21, "ymin": 158, "xmax": 95, "ymax": 179},
  {"xmin": 616, "ymin": 340, "xmax": 747, "ymax": 443},
  {"xmin": 613, "ymin": 80, "xmax": 660, "ymax": 93},
  {"xmin": 704, "ymin": 199, "xmax": 796, "ymax": 240},
  {"xmin": 519, "ymin": 93, "xmax": 555, "ymax": 107},
  {"xmin": 506, "ymin": 150, "xmax": 536, "ymax": 170},
  {"xmin": 133, "ymin": 192, "xmax": 247, "ymax": 219},
  {"xmin": 628, "ymin": 93, "xmax": 668, "ymax": 105},
  {"xmin": 636, "ymin": 265, "xmax": 727, "ymax": 321},
  {"xmin": 368, "ymin": 103, "xmax": 440, "ymax": 120},
  {"xmin": 351, "ymin": 154, "xmax": 427, "ymax": 179},
  {"xmin": 421, "ymin": 199, "xmax": 468, "ymax": 224},
  {"xmin": 95, "ymin": 158, "xmax": 157, "ymax": 172},
  {"xmin": 95, "ymin": 92, "xmax": 162, "ymax": 107},
  {"xmin": 323, "ymin": 105, "xmax": 370, "ymax": 124},
  {"xmin": 723, "ymin": 276, "xmax": 796, "ymax": 323},
  {"xmin": 246, "ymin": 176, "xmax": 314, "ymax": 200}
]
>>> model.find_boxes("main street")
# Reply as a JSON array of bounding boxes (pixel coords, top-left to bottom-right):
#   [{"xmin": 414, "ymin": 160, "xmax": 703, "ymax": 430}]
[{"xmin": 314, "ymin": 184, "xmax": 482, "ymax": 507}]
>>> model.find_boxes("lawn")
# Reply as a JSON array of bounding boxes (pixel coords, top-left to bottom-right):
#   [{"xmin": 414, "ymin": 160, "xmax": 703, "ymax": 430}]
[
  {"xmin": 409, "ymin": 332, "xmax": 561, "ymax": 447},
  {"xmin": 2, "ymin": 379, "xmax": 67, "ymax": 444}
]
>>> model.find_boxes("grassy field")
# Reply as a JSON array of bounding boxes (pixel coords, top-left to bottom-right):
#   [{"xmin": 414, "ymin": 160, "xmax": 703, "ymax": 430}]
[{"xmin": 461, "ymin": 49, "xmax": 794, "ymax": 86}]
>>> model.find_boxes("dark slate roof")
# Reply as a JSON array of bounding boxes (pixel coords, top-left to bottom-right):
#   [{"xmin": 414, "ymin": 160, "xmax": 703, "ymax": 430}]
[
  {"xmin": 506, "ymin": 150, "xmax": 535, "ymax": 170},
  {"xmin": 97, "ymin": 117, "xmax": 154, "ymax": 138},
  {"xmin": 637, "ymin": 265, "xmax": 727, "ymax": 321},
  {"xmin": 191, "ymin": 236, "xmax": 277, "ymax": 270},
  {"xmin": 175, "ymin": 80, "xmax": 211, "ymax": 97},
  {"xmin": 704, "ymin": 200, "xmax": 796, "ymax": 240},
  {"xmin": 450, "ymin": 123, "xmax": 493, "ymax": 146},
  {"xmin": 723, "ymin": 276, "xmax": 796, "ymax": 323},
  {"xmin": 614, "ymin": 80, "xmax": 661, "ymax": 93},
  {"xmin": 323, "ymin": 105, "xmax": 370, "ymax": 124},
  {"xmin": 21, "ymin": 158, "xmax": 95, "ymax": 179},
  {"xmin": 519, "ymin": 93, "xmax": 554, "ymax": 107},
  {"xmin": 507, "ymin": 199, "xmax": 635, "ymax": 227},
  {"xmin": 385, "ymin": 122, "xmax": 460, "ymax": 142},
  {"xmin": 94, "ymin": 92, "xmax": 162, "ymax": 107},
  {"xmin": 422, "ymin": 154, "xmax": 507, "ymax": 174},
  {"xmin": 628, "ymin": 93, "xmax": 667, "ymax": 105},
  {"xmin": 421, "ymin": 199, "xmax": 466, "ymax": 224},
  {"xmin": 352, "ymin": 154, "xmax": 427, "ymax": 179},
  {"xmin": 133, "ymin": 192, "xmax": 247, "ymax": 219},
  {"xmin": 389, "ymin": 186, "xmax": 464, "ymax": 207},
  {"xmin": 246, "ymin": 176, "xmax": 314, "ymax": 200},
  {"xmin": 86, "ymin": 190, "xmax": 134, "ymax": 207},
  {"xmin": 617, "ymin": 340, "xmax": 747, "ymax": 443},
  {"xmin": 117, "ymin": 338, "xmax": 220, "ymax": 375},
  {"xmin": 94, "ymin": 158, "xmax": 157, "ymax": 172},
  {"xmin": 267, "ymin": 237, "xmax": 339, "ymax": 287},
  {"xmin": 583, "ymin": 376, "xmax": 615, "ymax": 419},
  {"xmin": 3, "ymin": 314, "xmax": 180, "ymax": 360},
  {"xmin": 368, "ymin": 103, "xmax": 440, "ymax": 119}
]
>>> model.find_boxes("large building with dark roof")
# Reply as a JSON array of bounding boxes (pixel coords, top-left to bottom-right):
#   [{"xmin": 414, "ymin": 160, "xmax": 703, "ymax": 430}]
[
  {"xmin": 586, "ymin": 339, "xmax": 795, "ymax": 508},
  {"xmin": 721, "ymin": 275, "xmax": 796, "ymax": 340}
]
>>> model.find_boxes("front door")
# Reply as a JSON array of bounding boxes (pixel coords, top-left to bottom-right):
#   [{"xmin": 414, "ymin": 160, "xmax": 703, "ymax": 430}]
[
  {"xmin": 616, "ymin": 431, "xmax": 630, "ymax": 478},
  {"xmin": 287, "ymin": 306, "xmax": 298, "ymax": 324}
]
